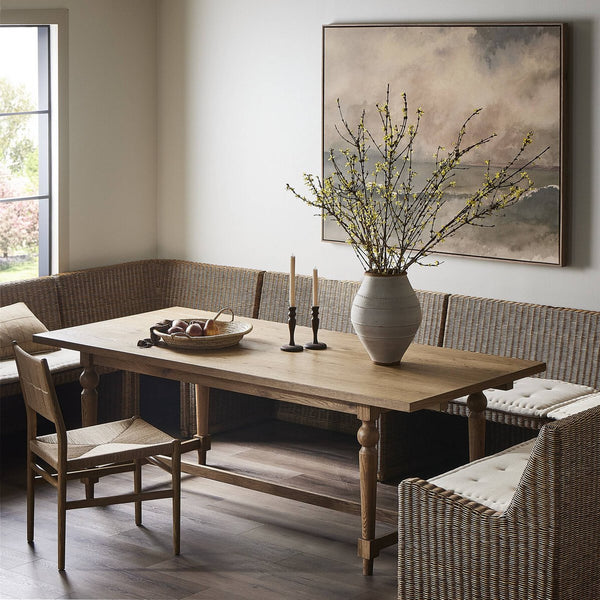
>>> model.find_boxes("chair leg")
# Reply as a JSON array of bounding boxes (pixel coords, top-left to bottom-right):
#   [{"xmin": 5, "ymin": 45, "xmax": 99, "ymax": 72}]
[
  {"xmin": 83, "ymin": 477, "xmax": 96, "ymax": 499},
  {"xmin": 26, "ymin": 450, "xmax": 35, "ymax": 543},
  {"xmin": 57, "ymin": 472, "xmax": 67, "ymax": 571},
  {"xmin": 134, "ymin": 459, "xmax": 142, "ymax": 526},
  {"xmin": 172, "ymin": 440, "xmax": 181, "ymax": 555}
]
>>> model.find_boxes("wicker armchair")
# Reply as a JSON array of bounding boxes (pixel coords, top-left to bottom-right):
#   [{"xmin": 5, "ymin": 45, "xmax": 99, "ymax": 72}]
[{"xmin": 398, "ymin": 405, "xmax": 600, "ymax": 600}]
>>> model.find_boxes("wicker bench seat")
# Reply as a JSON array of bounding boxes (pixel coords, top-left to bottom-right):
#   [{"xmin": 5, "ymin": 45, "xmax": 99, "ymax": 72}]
[
  {"xmin": 448, "ymin": 376, "xmax": 597, "ymax": 428},
  {"xmin": 443, "ymin": 294, "xmax": 600, "ymax": 439},
  {"xmin": 547, "ymin": 390, "xmax": 600, "ymax": 419},
  {"xmin": 0, "ymin": 348, "xmax": 80, "ymax": 393},
  {"xmin": 0, "ymin": 278, "xmax": 84, "ymax": 401}
]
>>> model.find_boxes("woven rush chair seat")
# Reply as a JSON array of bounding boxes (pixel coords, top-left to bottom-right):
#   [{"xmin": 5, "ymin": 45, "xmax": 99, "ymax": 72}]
[
  {"xmin": 13, "ymin": 342, "xmax": 198, "ymax": 571},
  {"xmin": 32, "ymin": 416, "xmax": 177, "ymax": 470},
  {"xmin": 398, "ymin": 404, "xmax": 600, "ymax": 600},
  {"xmin": 447, "ymin": 376, "xmax": 598, "ymax": 428}
]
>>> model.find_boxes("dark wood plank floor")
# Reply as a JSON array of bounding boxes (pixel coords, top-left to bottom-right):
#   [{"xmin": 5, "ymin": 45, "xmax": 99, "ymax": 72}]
[{"xmin": 1, "ymin": 420, "xmax": 399, "ymax": 599}]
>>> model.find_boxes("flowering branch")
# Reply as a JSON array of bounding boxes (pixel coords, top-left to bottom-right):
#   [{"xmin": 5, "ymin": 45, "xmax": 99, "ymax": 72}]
[{"xmin": 287, "ymin": 86, "xmax": 549, "ymax": 274}]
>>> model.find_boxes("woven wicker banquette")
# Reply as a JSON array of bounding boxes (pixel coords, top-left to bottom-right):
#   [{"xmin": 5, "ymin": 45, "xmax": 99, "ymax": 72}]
[
  {"xmin": 1, "ymin": 260, "xmax": 264, "ymax": 427},
  {"xmin": 2, "ymin": 259, "xmax": 599, "ymax": 481},
  {"xmin": 442, "ymin": 295, "xmax": 600, "ymax": 451}
]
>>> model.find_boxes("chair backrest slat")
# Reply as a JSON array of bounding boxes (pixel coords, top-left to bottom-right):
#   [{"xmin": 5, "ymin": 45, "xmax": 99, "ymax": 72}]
[{"xmin": 13, "ymin": 343, "xmax": 66, "ymax": 435}]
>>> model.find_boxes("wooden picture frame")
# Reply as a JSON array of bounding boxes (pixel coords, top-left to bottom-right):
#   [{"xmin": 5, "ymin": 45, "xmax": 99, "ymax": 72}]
[{"xmin": 322, "ymin": 23, "xmax": 567, "ymax": 266}]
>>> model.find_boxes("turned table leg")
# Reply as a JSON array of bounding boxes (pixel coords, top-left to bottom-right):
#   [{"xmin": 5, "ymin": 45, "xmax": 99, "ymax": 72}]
[
  {"xmin": 467, "ymin": 391, "xmax": 487, "ymax": 461},
  {"xmin": 194, "ymin": 384, "xmax": 211, "ymax": 464},
  {"xmin": 356, "ymin": 406, "xmax": 380, "ymax": 576}
]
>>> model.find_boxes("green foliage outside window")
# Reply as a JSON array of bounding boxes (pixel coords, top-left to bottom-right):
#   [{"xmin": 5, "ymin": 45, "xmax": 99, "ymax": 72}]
[{"xmin": 0, "ymin": 77, "xmax": 40, "ymax": 271}]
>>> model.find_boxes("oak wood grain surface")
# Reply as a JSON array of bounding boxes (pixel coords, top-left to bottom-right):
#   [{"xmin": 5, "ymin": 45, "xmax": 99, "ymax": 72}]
[{"xmin": 34, "ymin": 307, "xmax": 546, "ymax": 414}]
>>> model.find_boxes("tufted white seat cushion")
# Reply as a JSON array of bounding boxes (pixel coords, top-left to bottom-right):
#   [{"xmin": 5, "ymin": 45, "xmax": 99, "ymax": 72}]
[
  {"xmin": 429, "ymin": 437, "xmax": 536, "ymax": 513},
  {"xmin": 546, "ymin": 391, "xmax": 600, "ymax": 420},
  {"xmin": 450, "ymin": 377, "xmax": 597, "ymax": 419},
  {"xmin": 0, "ymin": 349, "xmax": 81, "ymax": 385}
]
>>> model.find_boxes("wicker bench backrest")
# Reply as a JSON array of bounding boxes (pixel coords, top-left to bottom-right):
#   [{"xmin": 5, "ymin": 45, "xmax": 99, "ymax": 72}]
[
  {"xmin": 161, "ymin": 259, "xmax": 263, "ymax": 319},
  {"xmin": 159, "ymin": 260, "xmax": 268, "ymax": 436},
  {"xmin": 258, "ymin": 271, "xmax": 359, "ymax": 332},
  {"xmin": 1, "ymin": 276, "xmax": 62, "ymax": 331},
  {"xmin": 443, "ymin": 295, "xmax": 600, "ymax": 388},
  {"xmin": 257, "ymin": 271, "xmax": 449, "ymax": 345},
  {"xmin": 55, "ymin": 260, "xmax": 164, "ymax": 328}
]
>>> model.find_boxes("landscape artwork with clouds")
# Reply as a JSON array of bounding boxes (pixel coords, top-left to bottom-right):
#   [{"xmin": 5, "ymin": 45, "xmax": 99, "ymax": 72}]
[{"xmin": 322, "ymin": 24, "xmax": 565, "ymax": 265}]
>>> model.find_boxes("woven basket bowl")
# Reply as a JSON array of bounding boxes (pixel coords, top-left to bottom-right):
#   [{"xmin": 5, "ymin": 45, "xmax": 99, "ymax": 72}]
[{"xmin": 154, "ymin": 308, "xmax": 252, "ymax": 350}]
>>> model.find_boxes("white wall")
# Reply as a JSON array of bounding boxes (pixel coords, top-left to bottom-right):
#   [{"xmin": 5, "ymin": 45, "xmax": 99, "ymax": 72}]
[
  {"xmin": 2, "ymin": 0, "xmax": 597, "ymax": 309},
  {"xmin": 2, "ymin": 0, "xmax": 158, "ymax": 271},
  {"xmin": 158, "ymin": 0, "xmax": 600, "ymax": 311}
]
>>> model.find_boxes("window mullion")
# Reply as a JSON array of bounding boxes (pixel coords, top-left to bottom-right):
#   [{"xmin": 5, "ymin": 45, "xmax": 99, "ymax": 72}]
[{"xmin": 0, "ymin": 110, "xmax": 49, "ymax": 117}]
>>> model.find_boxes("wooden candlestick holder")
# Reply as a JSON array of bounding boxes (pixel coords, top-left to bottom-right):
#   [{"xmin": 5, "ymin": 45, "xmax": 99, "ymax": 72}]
[
  {"xmin": 305, "ymin": 306, "xmax": 327, "ymax": 350},
  {"xmin": 281, "ymin": 306, "xmax": 303, "ymax": 352}
]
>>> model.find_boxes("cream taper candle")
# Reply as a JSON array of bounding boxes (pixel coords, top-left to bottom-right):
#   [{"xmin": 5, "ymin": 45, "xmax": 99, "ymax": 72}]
[
  {"xmin": 289, "ymin": 255, "xmax": 296, "ymax": 306},
  {"xmin": 312, "ymin": 267, "xmax": 318, "ymax": 306}
]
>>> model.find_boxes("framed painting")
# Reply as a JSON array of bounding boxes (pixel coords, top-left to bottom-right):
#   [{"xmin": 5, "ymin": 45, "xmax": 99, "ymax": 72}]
[{"xmin": 322, "ymin": 23, "xmax": 566, "ymax": 265}]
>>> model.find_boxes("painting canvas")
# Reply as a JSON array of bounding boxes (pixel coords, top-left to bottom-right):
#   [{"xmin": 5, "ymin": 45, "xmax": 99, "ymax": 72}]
[{"xmin": 322, "ymin": 24, "xmax": 565, "ymax": 265}]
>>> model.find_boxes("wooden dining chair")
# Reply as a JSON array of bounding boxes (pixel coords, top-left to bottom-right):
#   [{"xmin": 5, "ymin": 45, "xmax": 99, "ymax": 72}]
[{"xmin": 13, "ymin": 341, "xmax": 195, "ymax": 571}]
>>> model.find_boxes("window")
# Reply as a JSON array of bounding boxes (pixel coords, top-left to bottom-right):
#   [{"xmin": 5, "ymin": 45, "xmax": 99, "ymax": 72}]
[
  {"xmin": 1, "ymin": 10, "xmax": 66, "ymax": 282},
  {"xmin": 0, "ymin": 25, "xmax": 52, "ymax": 281}
]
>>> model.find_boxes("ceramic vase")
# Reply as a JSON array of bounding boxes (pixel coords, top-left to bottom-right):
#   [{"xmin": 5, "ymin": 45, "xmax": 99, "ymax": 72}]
[{"xmin": 350, "ymin": 272, "xmax": 422, "ymax": 365}]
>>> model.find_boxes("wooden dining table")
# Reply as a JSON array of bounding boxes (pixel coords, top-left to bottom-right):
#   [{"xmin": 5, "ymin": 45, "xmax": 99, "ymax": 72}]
[{"xmin": 34, "ymin": 306, "xmax": 545, "ymax": 575}]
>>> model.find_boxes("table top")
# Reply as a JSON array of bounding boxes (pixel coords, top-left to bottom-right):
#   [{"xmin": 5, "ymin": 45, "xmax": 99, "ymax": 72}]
[{"xmin": 34, "ymin": 307, "xmax": 546, "ymax": 414}]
